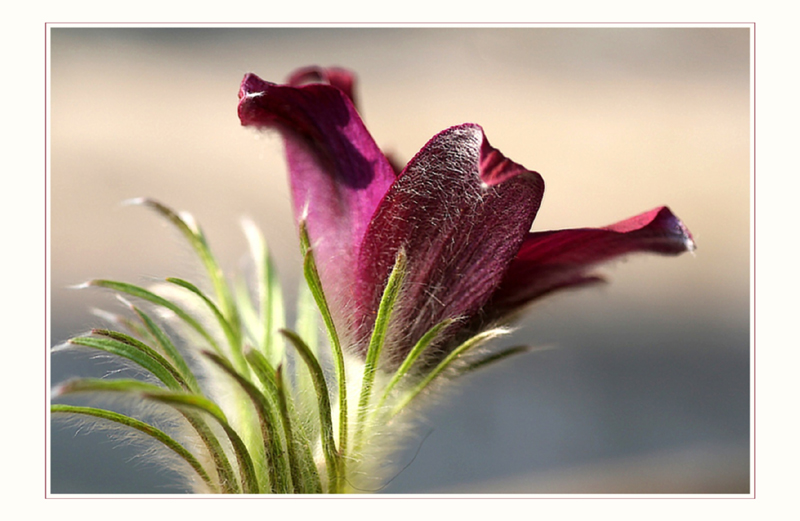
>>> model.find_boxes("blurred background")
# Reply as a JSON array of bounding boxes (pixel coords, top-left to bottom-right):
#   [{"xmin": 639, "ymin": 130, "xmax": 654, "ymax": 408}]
[{"xmin": 49, "ymin": 27, "xmax": 751, "ymax": 494}]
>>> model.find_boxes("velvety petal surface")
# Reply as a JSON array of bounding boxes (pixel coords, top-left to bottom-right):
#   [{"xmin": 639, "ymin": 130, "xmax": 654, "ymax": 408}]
[
  {"xmin": 356, "ymin": 124, "xmax": 545, "ymax": 359},
  {"xmin": 485, "ymin": 206, "xmax": 696, "ymax": 320},
  {"xmin": 238, "ymin": 73, "xmax": 396, "ymax": 314}
]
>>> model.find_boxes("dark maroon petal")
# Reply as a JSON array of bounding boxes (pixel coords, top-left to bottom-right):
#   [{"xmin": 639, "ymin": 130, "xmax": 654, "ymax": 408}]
[
  {"xmin": 286, "ymin": 66, "xmax": 358, "ymax": 107},
  {"xmin": 287, "ymin": 67, "xmax": 408, "ymax": 178},
  {"xmin": 485, "ymin": 206, "xmax": 696, "ymax": 318},
  {"xmin": 356, "ymin": 124, "xmax": 545, "ymax": 359},
  {"xmin": 238, "ymin": 73, "xmax": 395, "ymax": 319}
]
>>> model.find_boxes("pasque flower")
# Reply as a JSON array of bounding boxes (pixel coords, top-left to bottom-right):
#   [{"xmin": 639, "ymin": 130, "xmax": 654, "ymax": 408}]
[
  {"xmin": 237, "ymin": 67, "xmax": 695, "ymax": 368},
  {"xmin": 51, "ymin": 66, "xmax": 695, "ymax": 496}
]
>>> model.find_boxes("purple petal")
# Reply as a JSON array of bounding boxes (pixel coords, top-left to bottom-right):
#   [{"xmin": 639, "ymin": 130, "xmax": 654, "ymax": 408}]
[
  {"xmin": 286, "ymin": 66, "xmax": 358, "ymax": 107},
  {"xmin": 485, "ymin": 206, "xmax": 696, "ymax": 318},
  {"xmin": 238, "ymin": 72, "xmax": 396, "ymax": 315},
  {"xmin": 287, "ymin": 67, "xmax": 407, "ymax": 177},
  {"xmin": 356, "ymin": 124, "xmax": 545, "ymax": 358}
]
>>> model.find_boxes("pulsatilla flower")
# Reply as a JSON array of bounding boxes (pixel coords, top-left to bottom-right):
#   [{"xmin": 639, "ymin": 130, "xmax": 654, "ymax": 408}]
[
  {"xmin": 237, "ymin": 67, "xmax": 695, "ymax": 367},
  {"xmin": 50, "ymin": 66, "xmax": 694, "ymax": 496}
]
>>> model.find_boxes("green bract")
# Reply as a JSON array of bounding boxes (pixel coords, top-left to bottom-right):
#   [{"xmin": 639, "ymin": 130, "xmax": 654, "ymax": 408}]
[{"xmin": 51, "ymin": 200, "xmax": 517, "ymax": 494}]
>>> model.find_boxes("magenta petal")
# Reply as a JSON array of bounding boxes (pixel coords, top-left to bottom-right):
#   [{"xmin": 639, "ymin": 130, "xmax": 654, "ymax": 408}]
[
  {"xmin": 286, "ymin": 66, "xmax": 358, "ymax": 107},
  {"xmin": 238, "ymin": 72, "xmax": 396, "ymax": 311},
  {"xmin": 356, "ymin": 124, "xmax": 545, "ymax": 356},
  {"xmin": 486, "ymin": 206, "xmax": 696, "ymax": 318}
]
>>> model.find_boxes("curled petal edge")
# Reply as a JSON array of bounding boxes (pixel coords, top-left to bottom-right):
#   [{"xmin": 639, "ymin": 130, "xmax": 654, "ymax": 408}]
[
  {"xmin": 286, "ymin": 66, "xmax": 358, "ymax": 107},
  {"xmin": 485, "ymin": 206, "xmax": 695, "ymax": 319}
]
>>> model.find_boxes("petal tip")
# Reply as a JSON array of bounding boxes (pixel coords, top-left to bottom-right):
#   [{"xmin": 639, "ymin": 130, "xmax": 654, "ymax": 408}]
[
  {"xmin": 237, "ymin": 73, "xmax": 274, "ymax": 126},
  {"xmin": 238, "ymin": 73, "xmax": 268, "ymax": 99},
  {"xmin": 678, "ymin": 220, "xmax": 697, "ymax": 253},
  {"xmin": 655, "ymin": 206, "xmax": 696, "ymax": 253},
  {"xmin": 607, "ymin": 206, "xmax": 696, "ymax": 255}
]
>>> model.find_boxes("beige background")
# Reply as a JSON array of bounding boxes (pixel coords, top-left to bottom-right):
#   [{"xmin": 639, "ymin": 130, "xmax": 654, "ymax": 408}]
[{"xmin": 50, "ymin": 27, "xmax": 751, "ymax": 494}]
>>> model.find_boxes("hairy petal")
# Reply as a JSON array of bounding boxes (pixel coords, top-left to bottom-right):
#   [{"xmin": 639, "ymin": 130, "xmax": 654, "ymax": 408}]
[
  {"xmin": 486, "ymin": 206, "xmax": 696, "ymax": 319},
  {"xmin": 356, "ymin": 124, "xmax": 545, "ymax": 360},
  {"xmin": 238, "ymin": 73, "xmax": 395, "ymax": 325}
]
